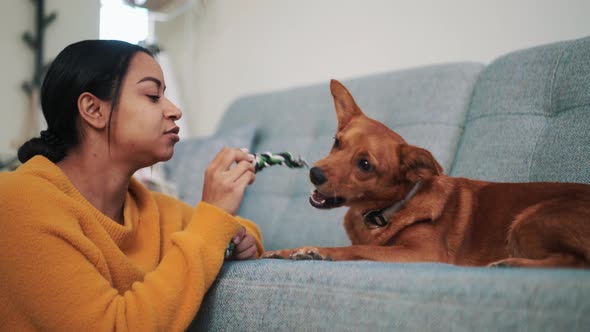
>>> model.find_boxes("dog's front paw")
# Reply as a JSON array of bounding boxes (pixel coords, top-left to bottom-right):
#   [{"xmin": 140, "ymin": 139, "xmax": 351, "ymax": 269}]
[
  {"xmin": 289, "ymin": 247, "xmax": 328, "ymax": 260},
  {"xmin": 262, "ymin": 247, "xmax": 331, "ymax": 261},
  {"xmin": 261, "ymin": 249, "xmax": 291, "ymax": 259},
  {"xmin": 488, "ymin": 258, "xmax": 520, "ymax": 268}
]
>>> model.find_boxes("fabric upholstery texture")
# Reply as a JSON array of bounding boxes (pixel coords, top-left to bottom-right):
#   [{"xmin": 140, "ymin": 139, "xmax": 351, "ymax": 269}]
[
  {"xmin": 451, "ymin": 37, "xmax": 590, "ymax": 183},
  {"xmin": 193, "ymin": 260, "xmax": 590, "ymax": 331},
  {"xmin": 182, "ymin": 36, "xmax": 590, "ymax": 331}
]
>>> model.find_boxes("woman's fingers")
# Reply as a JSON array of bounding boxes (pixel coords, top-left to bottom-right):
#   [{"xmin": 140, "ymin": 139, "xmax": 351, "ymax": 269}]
[
  {"xmin": 228, "ymin": 230, "xmax": 258, "ymax": 260},
  {"xmin": 208, "ymin": 147, "xmax": 253, "ymax": 172},
  {"xmin": 232, "ymin": 234, "xmax": 257, "ymax": 260},
  {"xmin": 226, "ymin": 160, "xmax": 255, "ymax": 183},
  {"xmin": 233, "ymin": 245, "xmax": 257, "ymax": 260},
  {"xmin": 232, "ymin": 227, "xmax": 246, "ymax": 244},
  {"xmin": 201, "ymin": 147, "xmax": 256, "ymax": 215},
  {"xmin": 234, "ymin": 166, "xmax": 256, "ymax": 188},
  {"xmin": 235, "ymin": 234, "xmax": 255, "ymax": 252}
]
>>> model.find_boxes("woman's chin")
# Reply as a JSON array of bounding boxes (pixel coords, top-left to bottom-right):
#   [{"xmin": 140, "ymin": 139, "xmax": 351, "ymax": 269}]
[{"xmin": 158, "ymin": 148, "xmax": 175, "ymax": 162}]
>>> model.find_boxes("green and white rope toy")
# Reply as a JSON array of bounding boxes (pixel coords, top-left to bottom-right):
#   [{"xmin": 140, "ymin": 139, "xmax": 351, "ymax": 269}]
[
  {"xmin": 224, "ymin": 151, "xmax": 308, "ymax": 259},
  {"xmin": 224, "ymin": 241, "xmax": 235, "ymax": 259},
  {"xmin": 251, "ymin": 152, "xmax": 309, "ymax": 173}
]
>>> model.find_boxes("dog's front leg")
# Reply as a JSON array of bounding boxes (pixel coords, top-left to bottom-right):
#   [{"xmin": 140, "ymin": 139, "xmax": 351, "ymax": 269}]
[
  {"xmin": 262, "ymin": 245, "xmax": 445, "ymax": 262},
  {"xmin": 262, "ymin": 247, "xmax": 331, "ymax": 260}
]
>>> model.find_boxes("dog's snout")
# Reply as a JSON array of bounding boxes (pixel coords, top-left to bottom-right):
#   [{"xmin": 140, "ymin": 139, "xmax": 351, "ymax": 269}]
[{"xmin": 310, "ymin": 167, "xmax": 327, "ymax": 185}]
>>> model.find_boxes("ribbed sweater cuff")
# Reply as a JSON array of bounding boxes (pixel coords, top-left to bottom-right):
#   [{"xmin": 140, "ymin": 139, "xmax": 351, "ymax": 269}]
[{"xmin": 184, "ymin": 202, "xmax": 241, "ymax": 252}]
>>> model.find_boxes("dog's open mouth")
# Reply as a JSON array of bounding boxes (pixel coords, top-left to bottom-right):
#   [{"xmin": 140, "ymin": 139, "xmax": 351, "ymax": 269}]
[{"xmin": 309, "ymin": 190, "xmax": 346, "ymax": 209}]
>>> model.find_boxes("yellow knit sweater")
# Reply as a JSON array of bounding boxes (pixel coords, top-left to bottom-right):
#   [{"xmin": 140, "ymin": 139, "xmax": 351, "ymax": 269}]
[{"xmin": 0, "ymin": 156, "xmax": 263, "ymax": 331}]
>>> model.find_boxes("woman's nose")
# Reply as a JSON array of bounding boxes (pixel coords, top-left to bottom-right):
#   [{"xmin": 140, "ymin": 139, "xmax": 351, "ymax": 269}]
[{"xmin": 164, "ymin": 97, "xmax": 182, "ymax": 120}]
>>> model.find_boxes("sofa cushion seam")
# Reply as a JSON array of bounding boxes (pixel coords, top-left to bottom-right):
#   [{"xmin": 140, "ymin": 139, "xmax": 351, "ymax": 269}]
[
  {"xmin": 527, "ymin": 41, "xmax": 569, "ymax": 180},
  {"xmin": 547, "ymin": 40, "xmax": 569, "ymax": 116},
  {"xmin": 449, "ymin": 69, "xmax": 484, "ymax": 174}
]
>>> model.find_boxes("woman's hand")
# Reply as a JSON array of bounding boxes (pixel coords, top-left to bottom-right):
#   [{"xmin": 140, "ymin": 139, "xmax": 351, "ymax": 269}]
[
  {"xmin": 201, "ymin": 147, "xmax": 256, "ymax": 215},
  {"xmin": 227, "ymin": 227, "xmax": 258, "ymax": 260}
]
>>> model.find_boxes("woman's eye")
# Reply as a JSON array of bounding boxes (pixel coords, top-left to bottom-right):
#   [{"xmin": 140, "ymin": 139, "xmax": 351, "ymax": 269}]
[
  {"xmin": 148, "ymin": 95, "xmax": 160, "ymax": 102},
  {"xmin": 357, "ymin": 159, "xmax": 373, "ymax": 172},
  {"xmin": 333, "ymin": 137, "xmax": 340, "ymax": 149}
]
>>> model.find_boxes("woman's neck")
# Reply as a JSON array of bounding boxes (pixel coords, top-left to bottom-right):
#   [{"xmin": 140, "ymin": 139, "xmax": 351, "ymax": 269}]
[{"xmin": 57, "ymin": 147, "xmax": 133, "ymax": 225}]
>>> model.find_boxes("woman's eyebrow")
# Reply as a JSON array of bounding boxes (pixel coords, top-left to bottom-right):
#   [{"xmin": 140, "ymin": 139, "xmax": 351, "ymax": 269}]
[{"xmin": 137, "ymin": 76, "xmax": 161, "ymax": 88}]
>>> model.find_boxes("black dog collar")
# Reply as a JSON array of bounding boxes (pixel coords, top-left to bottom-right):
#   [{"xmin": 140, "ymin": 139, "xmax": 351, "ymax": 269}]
[{"xmin": 362, "ymin": 181, "xmax": 423, "ymax": 229}]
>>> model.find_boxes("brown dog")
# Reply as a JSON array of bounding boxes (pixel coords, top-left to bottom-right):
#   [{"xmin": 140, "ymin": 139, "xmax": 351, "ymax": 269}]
[{"xmin": 263, "ymin": 79, "xmax": 590, "ymax": 268}]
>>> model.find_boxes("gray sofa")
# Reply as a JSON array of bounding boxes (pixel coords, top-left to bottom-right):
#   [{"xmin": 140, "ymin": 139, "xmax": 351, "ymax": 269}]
[{"xmin": 173, "ymin": 36, "xmax": 590, "ymax": 331}]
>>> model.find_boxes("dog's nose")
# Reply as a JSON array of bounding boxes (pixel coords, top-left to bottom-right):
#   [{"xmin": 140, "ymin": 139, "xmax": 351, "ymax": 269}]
[{"xmin": 310, "ymin": 167, "xmax": 327, "ymax": 185}]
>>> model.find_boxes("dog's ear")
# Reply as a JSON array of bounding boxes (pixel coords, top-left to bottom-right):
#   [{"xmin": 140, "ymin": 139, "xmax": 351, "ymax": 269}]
[
  {"xmin": 330, "ymin": 79, "xmax": 363, "ymax": 130},
  {"xmin": 399, "ymin": 144, "xmax": 444, "ymax": 182}
]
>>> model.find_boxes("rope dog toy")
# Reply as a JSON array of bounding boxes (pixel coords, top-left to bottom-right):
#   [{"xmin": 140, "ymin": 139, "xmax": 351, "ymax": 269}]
[
  {"xmin": 224, "ymin": 241, "xmax": 235, "ymax": 259},
  {"xmin": 251, "ymin": 152, "xmax": 309, "ymax": 173},
  {"xmin": 225, "ymin": 152, "xmax": 308, "ymax": 260}
]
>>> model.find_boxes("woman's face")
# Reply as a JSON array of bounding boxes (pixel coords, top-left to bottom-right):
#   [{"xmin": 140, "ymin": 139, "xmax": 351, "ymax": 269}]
[{"xmin": 109, "ymin": 52, "xmax": 182, "ymax": 169}]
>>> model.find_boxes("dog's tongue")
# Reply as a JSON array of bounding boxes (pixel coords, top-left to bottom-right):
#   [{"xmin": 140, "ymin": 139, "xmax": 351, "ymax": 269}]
[
  {"xmin": 310, "ymin": 190, "xmax": 346, "ymax": 209},
  {"xmin": 310, "ymin": 190, "xmax": 328, "ymax": 205}
]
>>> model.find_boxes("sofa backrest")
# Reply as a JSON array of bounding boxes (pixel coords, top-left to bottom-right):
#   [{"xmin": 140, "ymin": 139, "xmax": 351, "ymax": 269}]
[
  {"xmin": 451, "ymin": 36, "xmax": 590, "ymax": 184},
  {"xmin": 217, "ymin": 64, "xmax": 483, "ymax": 250}
]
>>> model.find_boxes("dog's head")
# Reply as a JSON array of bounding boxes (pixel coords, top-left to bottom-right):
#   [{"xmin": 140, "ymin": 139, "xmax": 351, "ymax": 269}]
[{"xmin": 309, "ymin": 79, "xmax": 443, "ymax": 210}]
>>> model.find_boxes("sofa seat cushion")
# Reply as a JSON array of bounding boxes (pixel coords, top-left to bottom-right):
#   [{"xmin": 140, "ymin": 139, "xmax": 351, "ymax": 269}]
[{"xmin": 192, "ymin": 260, "xmax": 590, "ymax": 331}]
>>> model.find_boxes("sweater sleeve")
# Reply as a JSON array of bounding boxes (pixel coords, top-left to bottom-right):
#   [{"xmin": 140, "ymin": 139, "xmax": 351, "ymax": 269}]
[
  {"xmin": 173, "ymin": 196, "xmax": 265, "ymax": 257},
  {"xmin": 0, "ymin": 191, "xmax": 240, "ymax": 332}
]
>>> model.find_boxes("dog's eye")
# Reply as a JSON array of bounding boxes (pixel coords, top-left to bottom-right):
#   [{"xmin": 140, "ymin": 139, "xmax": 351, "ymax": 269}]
[
  {"xmin": 357, "ymin": 159, "xmax": 374, "ymax": 172},
  {"xmin": 333, "ymin": 137, "xmax": 340, "ymax": 149}
]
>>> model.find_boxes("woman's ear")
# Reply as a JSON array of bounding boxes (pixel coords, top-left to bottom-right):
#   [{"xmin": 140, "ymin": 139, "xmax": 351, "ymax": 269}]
[{"xmin": 77, "ymin": 92, "xmax": 107, "ymax": 130}]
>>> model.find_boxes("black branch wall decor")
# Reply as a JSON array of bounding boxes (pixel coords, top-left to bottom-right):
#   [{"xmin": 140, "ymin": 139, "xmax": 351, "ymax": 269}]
[
  {"xmin": 22, "ymin": 0, "xmax": 57, "ymax": 95},
  {"xmin": 11, "ymin": 0, "xmax": 57, "ymax": 152}
]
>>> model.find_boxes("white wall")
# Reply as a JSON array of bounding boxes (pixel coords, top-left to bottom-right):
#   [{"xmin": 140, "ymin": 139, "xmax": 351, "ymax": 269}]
[
  {"xmin": 2, "ymin": 0, "xmax": 589, "ymax": 157},
  {"xmin": 0, "ymin": 0, "xmax": 100, "ymax": 158},
  {"xmin": 156, "ymin": 0, "xmax": 590, "ymax": 137}
]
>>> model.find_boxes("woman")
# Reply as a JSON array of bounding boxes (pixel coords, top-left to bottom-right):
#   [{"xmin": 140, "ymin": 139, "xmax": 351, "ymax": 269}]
[{"xmin": 0, "ymin": 39, "xmax": 263, "ymax": 331}]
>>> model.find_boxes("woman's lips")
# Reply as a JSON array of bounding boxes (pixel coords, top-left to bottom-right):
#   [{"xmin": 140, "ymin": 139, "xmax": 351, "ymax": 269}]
[{"xmin": 165, "ymin": 127, "xmax": 180, "ymax": 142}]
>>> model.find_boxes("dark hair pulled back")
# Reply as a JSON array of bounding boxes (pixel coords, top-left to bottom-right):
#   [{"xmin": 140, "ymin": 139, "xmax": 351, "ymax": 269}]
[{"xmin": 17, "ymin": 39, "xmax": 153, "ymax": 163}]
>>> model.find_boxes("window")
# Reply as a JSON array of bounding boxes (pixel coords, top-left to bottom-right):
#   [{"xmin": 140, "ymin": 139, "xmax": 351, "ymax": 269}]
[{"xmin": 100, "ymin": 0, "xmax": 149, "ymax": 44}]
